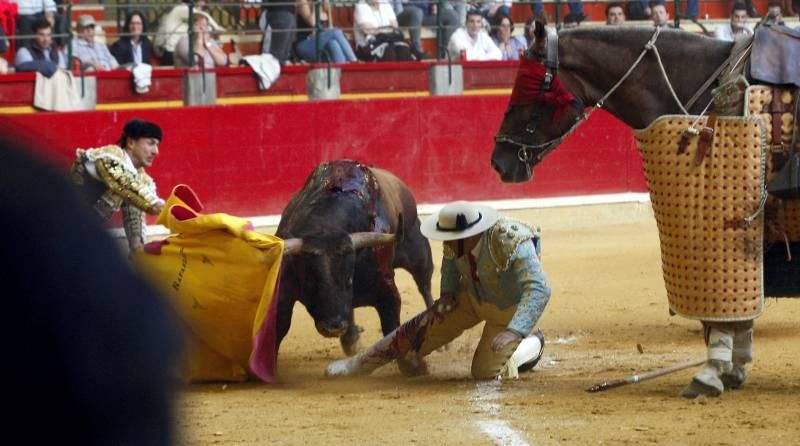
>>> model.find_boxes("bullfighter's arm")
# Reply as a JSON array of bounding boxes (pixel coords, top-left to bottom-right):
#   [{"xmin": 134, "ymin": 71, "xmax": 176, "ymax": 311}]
[
  {"xmin": 506, "ymin": 241, "xmax": 552, "ymax": 336},
  {"xmin": 121, "ymin": 202, "xmax": 146, "ymax": 251},
  {"xmin": 94, "ymin": 158, "xmax": 162, "ymax": 213},
  {"xmin": 439, "ymin": 244, "xmax": 461, "ymax": 295}
]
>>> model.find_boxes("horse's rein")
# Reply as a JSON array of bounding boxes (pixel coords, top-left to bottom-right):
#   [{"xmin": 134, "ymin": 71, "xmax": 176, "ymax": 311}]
[{"xmin": 496, "ymin": 27, "xmax": 666, "ymax": 166}]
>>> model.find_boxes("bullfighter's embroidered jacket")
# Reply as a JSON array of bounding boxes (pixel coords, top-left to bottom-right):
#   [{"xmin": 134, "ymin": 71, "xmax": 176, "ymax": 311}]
[
  {"xmin": 69, "ymin": 144, "xmax": 163, "ymax": 248},
  {"xmin": 440, "ymin": 217, "xmax": 551, "ymax": 336}
]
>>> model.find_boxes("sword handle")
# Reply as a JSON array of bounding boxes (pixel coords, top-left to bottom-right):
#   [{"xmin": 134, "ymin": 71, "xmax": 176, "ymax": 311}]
[{"xmin": 585, "ymin": 378, "xmax": 628, "ymax": 393}]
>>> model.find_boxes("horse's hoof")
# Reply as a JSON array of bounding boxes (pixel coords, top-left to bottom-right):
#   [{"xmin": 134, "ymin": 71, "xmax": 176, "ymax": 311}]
[
  {"xmin": 721, "ymin": 365, "xmax": 747, "ymax": 390},
  {"xmin": 680, "ymin": 378, "xmax": 723, "ymax": 399}
]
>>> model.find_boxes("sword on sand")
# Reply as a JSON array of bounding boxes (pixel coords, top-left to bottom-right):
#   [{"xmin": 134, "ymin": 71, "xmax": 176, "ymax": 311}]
[
  {"xmin": 586, "ymin": 358, "xmax": 706, "ymax": 393},
  {"xmin": 325, "ymin": 296, "xmax": 455, "ymax": 377}
]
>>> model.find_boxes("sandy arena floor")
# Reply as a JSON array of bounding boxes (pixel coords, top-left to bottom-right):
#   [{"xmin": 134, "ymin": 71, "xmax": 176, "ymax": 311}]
[{"xmin": 176, "ymin": 206, "xmax": 800, "ymax": 445}]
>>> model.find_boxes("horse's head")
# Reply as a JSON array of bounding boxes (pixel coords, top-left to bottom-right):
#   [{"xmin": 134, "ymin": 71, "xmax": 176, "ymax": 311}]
[{"xmin": 491, "ymin": 21, "xmax": 584, "ymax": 183}]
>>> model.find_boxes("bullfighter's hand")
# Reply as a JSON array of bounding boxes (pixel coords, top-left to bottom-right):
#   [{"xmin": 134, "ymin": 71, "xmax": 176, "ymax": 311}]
[
  {"xmin": 433, "ymin": 293, "xmax": 457, "ymax": 321},
  {"xmin": 148, "ymin": 201, "xmax": 165, "ymax": 215},
  {"xmin": 491, "ymin": 330, "xmax": 521, "ymax": 352}
]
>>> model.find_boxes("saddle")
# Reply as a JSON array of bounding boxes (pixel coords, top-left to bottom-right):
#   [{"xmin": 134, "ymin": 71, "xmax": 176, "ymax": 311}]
[{"xmin": 750, "ymin": 24, "xmax": 800, "ymax": 88}]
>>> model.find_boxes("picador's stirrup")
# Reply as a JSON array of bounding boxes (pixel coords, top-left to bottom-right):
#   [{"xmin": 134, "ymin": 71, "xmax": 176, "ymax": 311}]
[{"xmin": 516, "ymin": 329, "xmax": 546, "ymax": 373}]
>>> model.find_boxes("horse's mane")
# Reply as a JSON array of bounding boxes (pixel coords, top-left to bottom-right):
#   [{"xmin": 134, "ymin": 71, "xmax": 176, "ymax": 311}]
[{"xmin": 561, "ymin": 26, "xmax": 733, "ymax": 53}]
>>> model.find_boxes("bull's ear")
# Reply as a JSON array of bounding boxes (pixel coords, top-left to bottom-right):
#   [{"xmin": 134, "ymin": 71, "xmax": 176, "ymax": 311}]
[
  {"xmin": 350, "ymin": 232, "xmax": 396, "ymax": 250},
  {"xmin": 282, "ymin": 238, "xmax": 303, "ymax": 256}
]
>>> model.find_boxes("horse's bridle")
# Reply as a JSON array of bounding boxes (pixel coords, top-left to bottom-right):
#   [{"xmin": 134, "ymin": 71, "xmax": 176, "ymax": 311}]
[{"xmin": 495, "ymin": 27, "xmax": 663, "ymax": 167}]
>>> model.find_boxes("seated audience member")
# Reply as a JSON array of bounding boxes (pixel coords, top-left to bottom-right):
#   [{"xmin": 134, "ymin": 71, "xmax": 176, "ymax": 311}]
[
  {"xmin": 472, "ymin": 0, "xmax": 511, "ymax": 20},
  {"xmin": 562, "ymin": 12, "xmax": 583, "ymax": 29},
  {"xmin": 262, "ymin": 0, "xmax": 297, "ymax": 65},
  {"xmin": 651, "ymin": 3, "xmax": 671, "ymax": 27},
  {"xmin": 715, "ymin": 3, "xmax": 753, "ymax": 41},
  {"xmin": 606, "ymin": 2, "xmax": 626, "ymax": 25},
  {"xmin": 393, "ymin": 0, "xmax": 459, "ymax": 60},
  {"xmin": 354, "ymin": 0, "xmax": 412, "ymax": 62},
  {"xmin": 14, "ymin": 0, "xmax": 67, "ymax": 48},
  {"xmin": 14, "ymin": 18, "xmax": 66, "ymax": 77},
  {"xmin": 110, "ymin": 11, "xmax": 154, "ymax": 66},
  {"xmin": 154, "ymin": 0, "xmax": 223, "ymax": 65},
  {"xmin": 765, "ymin": 1, "xmax": 785, "ymax": 25},
  {"xmin": 490, "ymin": 12, "xmax": 525, "ymax": 61},
  {"xmin": 448, "ymin": 9, "xmax": 502, "ymax": 61},
  {"xmin": 529, "ymin": 0, "xmax": 585, "ymax": 22},
  {"xmin": 737, "ymin": 0, "xmax": 761, "ymax": 17},
  {"xmin": 524, "ymin": 16, "xmax": 536, "ymax": 45},
  {"xmin": 73, "ymin": 15, "xmax": 119, "ymax": 71},
  {"xmin": 294, "ymin": 0, "xmax": 356, "ymax": 63},
  {"xmin": 174, "ymin": 12, "xmax": 228, "ymax": 68}
]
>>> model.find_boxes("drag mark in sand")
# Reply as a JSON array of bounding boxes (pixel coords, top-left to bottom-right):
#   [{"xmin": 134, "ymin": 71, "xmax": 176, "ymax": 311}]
[{"xmin": 470, "ymin": 380, "xmax": 531, "ymax": 446}]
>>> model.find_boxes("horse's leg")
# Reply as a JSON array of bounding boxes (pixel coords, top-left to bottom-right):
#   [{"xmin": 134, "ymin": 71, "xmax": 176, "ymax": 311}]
[
  {"xmin": 723, "ymin": 320, "xmax": 754, "ymax": 390},
  {"xmin": 681, "ymin": 321, "xmax": 735, "ymax": 398}
]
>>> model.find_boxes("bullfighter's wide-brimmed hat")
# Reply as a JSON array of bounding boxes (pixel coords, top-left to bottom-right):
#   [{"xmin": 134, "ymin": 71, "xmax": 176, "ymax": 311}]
[{"xmin": 421, "ymin": 201, "xmax": 499, "ymax": 241}]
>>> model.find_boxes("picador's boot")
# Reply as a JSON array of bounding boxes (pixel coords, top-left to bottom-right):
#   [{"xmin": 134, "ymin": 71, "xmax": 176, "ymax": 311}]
[
  {"xmin": 721, "ymin": 327, "xmax": 753, "ymax": 390},
  {"xmin": 681, "ymin": 327, "xmax": 734, "ymax": 398}
]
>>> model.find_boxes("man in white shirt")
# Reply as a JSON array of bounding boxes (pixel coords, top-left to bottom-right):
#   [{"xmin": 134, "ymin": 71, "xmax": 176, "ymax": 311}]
[
  {"xmin": 715, "ymin": 3, "xmax": 754, "ymax": 42},
  {"xmin": 448, "ymin": 9, "xmax": 501, "ymax": 61}
]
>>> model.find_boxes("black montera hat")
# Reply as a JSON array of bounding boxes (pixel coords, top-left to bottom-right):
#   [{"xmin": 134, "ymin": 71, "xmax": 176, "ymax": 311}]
[{"xmin": 122, "ymin": 119, "xmax": 163, "ymax": 142}]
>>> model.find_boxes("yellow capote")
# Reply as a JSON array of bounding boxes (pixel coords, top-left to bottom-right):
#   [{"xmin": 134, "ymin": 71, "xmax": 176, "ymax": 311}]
[{"xmin": 133, "ymin": 185, "xmax": 284, "ymax": 382}]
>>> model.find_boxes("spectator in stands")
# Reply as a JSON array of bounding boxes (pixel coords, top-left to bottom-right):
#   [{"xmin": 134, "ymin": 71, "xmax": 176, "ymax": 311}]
[
  {"xmin": 627, "ymin": 1, "xmax": 650, "ymax": 21},
  {"xmin": 471, "ymin": 1, "xmax": 511, "ymax": 21},
  {"xmin": 393, "ymin": 0, "xmax": 459, "ymax": 60},
  {"xmin": 13, "ymin": 0, "xmax": 66, "ymax": 49},
  {"xmin": 73, "ymin": 15, "xmax": 119, "ymax": 71},
  {"xmin": 651, "ymin": 3, "xmax": 671, "ymax": 27},
  {"xmin": 354, "ymin": 0, "xmax": 413, "ymax": 62},
  {"xmin": 605, "ymin": 3, "xmax": 626, "ymax": 25},
  {"xmin": 294, "ymin": 0, "xmax": 357, "ymax": 64},
  {"xmin": 0, "ymin": 24, "xmax": 8, "ymax": 74},
  {"xmin": 766, "ymin": 1, "xmax": 786, "ymax": 25},
  {"xmin": 715, "ymin": 3, "xmax": 754, "ymax": 41},
  {"xmin": 264, "ymin": 0, "xmax": 297, "ymax": 64},
  {"xmin": 562, "ymin": 12, "xmax": 583, "ymax": 29},
  {"xmin": 738, "ymin": 0, "xmax": 761, "ymax": 17},
  {"xmin": 154, "ymin": 0, "xmax": 223, "ymax": 66},
  {"xmin": 524, "ymin": 16, "xmax": 536, "ymax": 46},
  {"xmin": 174, "ymin": 11, "xmax": 229, "ymax": 68},
  {"xmin": 14, "ymin": 18, "xmax": 66, "ymax": 77},
  {"xmin": 110, "ymin": 11, "xmax": 154, "ymax": 67},
  {"xmin": 490, "ymin": 12, "xmax": 525, "ymax": 61},
  {"xmin": 529, "ymin": 0, "xmax": 585, "ymax": 22},
  {"xmin": 448, "ymin": 9, "xmax": 501, "ymax": 61}
]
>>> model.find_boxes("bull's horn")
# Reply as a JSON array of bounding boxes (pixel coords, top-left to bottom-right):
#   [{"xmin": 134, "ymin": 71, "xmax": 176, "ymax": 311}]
[
  {"xmin": 282, "ymin": 238, "xmax": 303, "ymax": 256},
  {"xmin": 350, "ymin": 232, "xmax": 396, "ymax": 250}
]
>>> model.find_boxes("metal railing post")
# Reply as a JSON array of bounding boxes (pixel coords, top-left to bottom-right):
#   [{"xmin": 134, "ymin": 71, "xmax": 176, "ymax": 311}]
[
  {"xmin": 437, "ymin": 0, "xmax": 444, "ymax": 59},
  {"xmin": 315, "ymin": 0, "xmax": 323, "ymax": 63},
  {"xmin": 188, "ymin": 1, "xmax": 195, "ymax": 68},
  {"xmin": 675, "ymin": 0, "xmax": 682, "ymax": 28}
]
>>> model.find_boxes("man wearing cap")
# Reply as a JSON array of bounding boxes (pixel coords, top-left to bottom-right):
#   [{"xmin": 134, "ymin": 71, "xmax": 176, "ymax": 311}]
[
  {"xmin": 72, "ymin": 14, "xmax": 119, "ymax": 71},
  {"xmin": 414, "ymin": 201, "xmax": 551, "ymax": 379},
  {"xmin": 69, "ymin": 119, "xmax": 166, "ymax": 252}
]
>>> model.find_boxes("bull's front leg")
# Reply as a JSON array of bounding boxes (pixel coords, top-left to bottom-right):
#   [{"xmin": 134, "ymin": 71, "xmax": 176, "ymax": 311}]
[
  {"xmin": 339, "ymin": 313, "xmax": 363, "ymax": 356},
  {"xmin": 275, "ymin": 291, "xmax": 296, "ymax": 354}
]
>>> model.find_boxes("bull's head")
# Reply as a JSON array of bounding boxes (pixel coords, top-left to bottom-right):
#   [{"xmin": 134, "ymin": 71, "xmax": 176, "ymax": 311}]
[
  {"xmin": 491, "ymin": 20, "xmax": 583, "ymax": 183},
  {"xmin": 282, "ymin": 230, "xmax": 397, "ymax": 338}
]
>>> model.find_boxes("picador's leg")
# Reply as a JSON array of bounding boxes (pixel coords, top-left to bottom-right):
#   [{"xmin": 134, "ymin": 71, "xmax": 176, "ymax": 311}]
[{"xmin": 681, "ymin": 321, "xmax": 735, "ymax": 398}]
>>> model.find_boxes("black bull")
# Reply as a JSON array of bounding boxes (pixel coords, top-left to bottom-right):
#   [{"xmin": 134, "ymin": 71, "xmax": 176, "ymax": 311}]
[{"xmin": 275, "ymin": 160, "xmax": 434, "ymax": 356}]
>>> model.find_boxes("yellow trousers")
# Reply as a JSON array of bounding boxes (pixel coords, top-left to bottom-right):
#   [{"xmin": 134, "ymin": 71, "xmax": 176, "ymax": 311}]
[{"xmin": 417, "ymin": 289, "xmax": 521, "ymax": 379}]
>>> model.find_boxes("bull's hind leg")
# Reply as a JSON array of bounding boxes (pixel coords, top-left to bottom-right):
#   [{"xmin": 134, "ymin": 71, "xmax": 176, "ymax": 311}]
[{"xmin": 393, "ymin": 219, "xmax": 435, "ymax": 309}]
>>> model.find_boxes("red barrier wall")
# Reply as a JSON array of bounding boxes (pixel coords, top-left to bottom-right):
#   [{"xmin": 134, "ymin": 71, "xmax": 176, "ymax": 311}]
[{"xmin": 1, "ymin": 96, "xmax": 646, "ymax": 218}]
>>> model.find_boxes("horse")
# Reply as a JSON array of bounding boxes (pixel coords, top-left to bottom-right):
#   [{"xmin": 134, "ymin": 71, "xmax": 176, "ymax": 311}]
[{"xmin": 490, "ymin": 23, "xmax": 770, "ymax": 398}]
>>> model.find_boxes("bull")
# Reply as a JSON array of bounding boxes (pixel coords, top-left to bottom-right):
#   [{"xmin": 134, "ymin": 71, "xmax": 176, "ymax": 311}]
[{"xmin": 277, "ymin": 160, "xmax": 434, "ymax": 361}]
